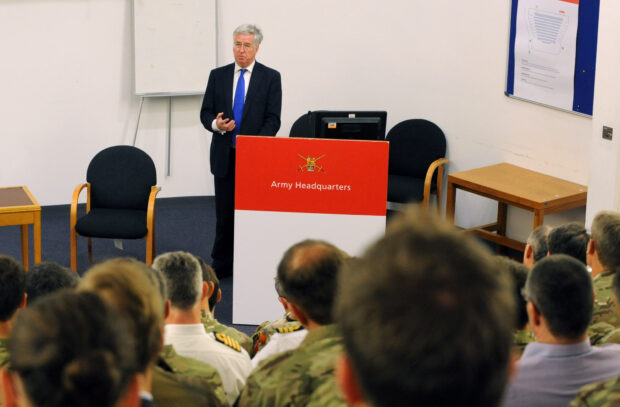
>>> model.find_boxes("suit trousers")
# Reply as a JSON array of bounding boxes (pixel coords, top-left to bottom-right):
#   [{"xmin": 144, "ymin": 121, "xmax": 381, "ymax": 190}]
[{"xmin": 211, "ymin": 147, "xmax": 236, "ymax": 277}]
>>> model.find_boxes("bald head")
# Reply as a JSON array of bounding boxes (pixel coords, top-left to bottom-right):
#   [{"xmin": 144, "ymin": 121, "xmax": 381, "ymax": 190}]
[{"xmin": 277, "ymin": 240, "xmax": 347, "ymax": 325}]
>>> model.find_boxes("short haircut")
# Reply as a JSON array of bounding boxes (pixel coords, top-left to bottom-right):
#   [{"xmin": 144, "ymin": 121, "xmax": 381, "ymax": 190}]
[
  {"xmin": 26, "ymin": 261, "xmax": 79, "ymax": 305},
  {"xmin": 591, "ymin": 211, "xmax": 620, "ymax": 269},
  {"xmin": 527, "ymin": 225, "xmax": 552, "ymax": 263},
  {"xmin": 0, "ymin": 255, "xmax": 26, "ymax": 321},
  {"xmin": 153, "ymin": 251, "xmax": 202, "ymax": 309},
  {"xmin": 9, "ymin": 291, "xmax": 136, "ymax": 407},
  {"xmin": 526, "ymin": 254, "xmax": 593, "ymax": 339},
  {"xmin": 196, "ymin": 256, "xmax": 219, "ymax": 311},
  {"xmin": 547, "ymin": 222, "xmax": 589, "ymax": 265},
  {"xmin": 277, "ymin": 240, "xmax": 347, "ymax": 325},
  {"xmin": 496, "ymin": 256, "xmax": 530, "ymax": 330},
  {"xmin": 337, "ymin": 208, "xmax": 515, "ymax": 407},
  {"xmin": 78, "ymin": 258, "xmax": 163, "ymax": 372},
  {"xmin": 233, "ymin": 24, "xmax": 263, "ymax": 46}
]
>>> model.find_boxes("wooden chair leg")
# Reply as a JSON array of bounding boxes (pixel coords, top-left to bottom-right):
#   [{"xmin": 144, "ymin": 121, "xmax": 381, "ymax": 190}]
[
  {"xmin": 146, "ymin": 232, "xmax": 154, "ymax": 265},
  {"xmin": 87, "ymin": 238, "xmax": 93, "ymax": 264},
  {"xmin": 70, "ymin": 229, "xmax": 78, "ymax": 272}
]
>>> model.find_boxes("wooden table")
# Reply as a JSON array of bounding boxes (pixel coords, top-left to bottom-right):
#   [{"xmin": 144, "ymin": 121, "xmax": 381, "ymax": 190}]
[
  {"xmin": 0, "ymin": 186, "xmax": 41, "ymax": 270},
  {"xmin": 445, "ymin": 163, "xmax": 587, "ymax": 251}
]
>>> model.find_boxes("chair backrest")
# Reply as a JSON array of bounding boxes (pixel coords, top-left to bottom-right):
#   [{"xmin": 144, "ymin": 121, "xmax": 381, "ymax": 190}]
[
  {"xmin": 289, "ymin": 112, "xmax": 315, "ymax": 138},
  {"xmin": 386, "ymin": 119, "xmax": 446, "ymax": 178},
  {"xmin": 86, "ymin": 145, "xmax": 156, "ymax": 210}
]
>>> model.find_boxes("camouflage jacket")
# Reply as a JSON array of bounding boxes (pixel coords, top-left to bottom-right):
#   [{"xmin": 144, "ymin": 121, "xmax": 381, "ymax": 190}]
[
  {"xmin": 237, "ymin": 324, "xmax": 346, "ymax": 407},
  {"xmin": 591, "ymin": 270, "xmax": 619, "ymax": 327},
  {"xmin": 0, "ymin": 338, "xmax": 8, "ymax": 367},
  {"xmin": 513, "ymin": 329, "xmax": 536, "ymax": 355},
  {"xmin": 201, "ymin": 310, "xmax": 253, "ymax": 354},
  {"xmin": 152, "ymin": 344, "xmax": 228, "ymax": 407},
  {"xmin": 570, "ymin": 375, "xmax": 620, "ymax": 407},
  {"xmin": 590, "ymin": 323, "xmax": 620, "ymax": 346},
  {"xmin": 251, "ymin": 312, "xmax": 302, "ymax": 357}
]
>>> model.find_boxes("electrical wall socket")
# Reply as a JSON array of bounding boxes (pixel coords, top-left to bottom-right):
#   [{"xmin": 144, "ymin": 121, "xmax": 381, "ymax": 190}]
[{"xmin": 603, "ymin": 126, "xmax": 613, "ymax": 140}]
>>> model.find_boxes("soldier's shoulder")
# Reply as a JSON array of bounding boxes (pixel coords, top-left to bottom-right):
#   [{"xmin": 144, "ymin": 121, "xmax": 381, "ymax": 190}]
[
  {"xmin": 571, "ymin": 376, "xmax": 620, "ymax": 407},
  {"xmin": 152, "ymin": 365, "xmax": 228, "ymax": 407}
]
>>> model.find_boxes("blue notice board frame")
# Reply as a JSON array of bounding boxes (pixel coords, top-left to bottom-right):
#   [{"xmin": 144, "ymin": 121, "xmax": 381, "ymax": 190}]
[{"xmin": 506, "ymin": 0, "xmax": 600, "ymax": 116}]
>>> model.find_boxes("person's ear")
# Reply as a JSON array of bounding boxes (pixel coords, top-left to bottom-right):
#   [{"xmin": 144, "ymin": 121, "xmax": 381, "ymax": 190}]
[
  {"xmin": 336, "ymin": 353, "xmax": 366, "ymax": 406},
  {"xmin": 205, "ymin": 282, "xmax": 215, "ymax": 300},
  {"xmin": 1, "ymin": 369, "xmax": 19, "ymax": 407},
  {"xmin": 216, "ymin": 289, "xmax": 222, "ymax": 304},
  {"xmin": 201, "ymin": 281, "xmax": 209, "ymax": 301},
  {"xmin": 526, "ymin": 302, "xmax": 541, "ymax": 327},
  {"xmin": 164, "ymin": 299, "xmax": 171, "ymax": 319},
  {"xmin": 587, "ymin": 239, "xmax": 596, "ymax": 255},
  {"xmin": 278, "ymin": 296, "xmax": 290, "ymax": 313},
  {"xmin": 19, "ymin": 293, "xmax": 27, "ymax": 309}
]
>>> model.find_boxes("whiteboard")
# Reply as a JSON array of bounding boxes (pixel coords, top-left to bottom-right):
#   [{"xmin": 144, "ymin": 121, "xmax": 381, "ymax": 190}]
[{"xmin": 133, "ymin": 0, "xmax": 217, "ymax": 96}]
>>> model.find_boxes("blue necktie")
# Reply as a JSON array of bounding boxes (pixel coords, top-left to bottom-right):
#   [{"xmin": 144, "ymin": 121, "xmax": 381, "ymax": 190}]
[{"xmin": 232, "ymin": 68, "xmax": 247, "ymax": 146}]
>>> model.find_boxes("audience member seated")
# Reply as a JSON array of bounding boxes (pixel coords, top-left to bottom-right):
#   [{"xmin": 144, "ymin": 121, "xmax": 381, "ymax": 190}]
[
  {"xmin": 587, "ymin": 211, "xmax": 620, "ymax": 328},
  {"xmin": 336, "ymin": 208, "xmax": 515, "ymax": 407},
  {"xmin": 571, "ymin": 270, "xmax": 620, "ymax": 406},
  {"xmin": 250, "ymin": 277, "xmax": 302, "ymax": 357},
  {"xmin": 79, "ymin": 258, "xmax": 228, "ymax": 407},
  {"xmin": 26, "ymin": 261, "xmax": 79, "ymax": 305},
  {"xmin": 1, "ymin": 291, "xmax": 138, "ymax": 407},
  {"xmin": 196, "ymin": 256, "xmax": 252, "ymax": 354},
  {"xmin": 154, "ymin": 251, "xmax": 251, "ymax": 405},
  {"xmin": 0, "ymin": 256, "xmax": 26, "ymax": 406},
  {"xmin": 496, "ymin": 256, "xmax": 534, "ymax": 355},
  {"xmin": 501, "ymin": 255, "xmax": 620, "ymax": 407},
  {"xmin": 523, "ymin": 225, "xmax": 552, "ymax": 268},
  {"xmin": 237, "ymin": 240, "xmax": 348, "ymax": 406},
  {"xmin": 547, "ymin": 222, "xmax": 589, "ymax": 265},
  {"xmin": 251, "ymin": 277, "xmax": 307, "ymax": 369},
  {"xmin": 142, "ymin": 260, "xmax": 229, "ymax": 407}
]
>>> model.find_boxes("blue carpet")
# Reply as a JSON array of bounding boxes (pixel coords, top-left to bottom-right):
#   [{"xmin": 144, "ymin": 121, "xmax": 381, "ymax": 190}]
[{"xmin": 0, "ymin": 196, "xmax": 257, "ymax": 336}]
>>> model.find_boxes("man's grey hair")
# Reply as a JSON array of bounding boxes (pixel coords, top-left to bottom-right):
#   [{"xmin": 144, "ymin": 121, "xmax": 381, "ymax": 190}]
[
  {"xmin": 527, "ymin": 225, "xmax": 553, "ymax": 263},
  {"xmin": 152, "ymin": 251, "xmax": 202, "ymax": 309},
  {"xmin": 233, "ymin": 24, "xmax": 263, "ymax": 46}
]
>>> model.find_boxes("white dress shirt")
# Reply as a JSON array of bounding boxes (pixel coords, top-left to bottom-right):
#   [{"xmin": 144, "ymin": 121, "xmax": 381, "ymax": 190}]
[
  {"xmin": 164, "ymin": 323, "xmax": 252, "ymax": 405},
  {"xmin": 211, "ymin": 61, "xmax": 255, "ymax": 133},
  {"xmin": 251, "ymin": 329, "xmax": 308, "ymax": 369}
]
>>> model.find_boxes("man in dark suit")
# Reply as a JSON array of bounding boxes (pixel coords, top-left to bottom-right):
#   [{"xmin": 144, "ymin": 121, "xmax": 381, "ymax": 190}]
[{"xmin": 200, "ymin": 24, "xmax": 282, "ymax": 278}]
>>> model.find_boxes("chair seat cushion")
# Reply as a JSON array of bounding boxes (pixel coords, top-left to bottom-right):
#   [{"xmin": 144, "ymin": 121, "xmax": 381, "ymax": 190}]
[
  {"xmin": 75, "ymin": 208, "xmax": 148, "ymax": 239},
  {"xmin": 387, "ymin": 174, "xmax": 436, "ymax": 203}
]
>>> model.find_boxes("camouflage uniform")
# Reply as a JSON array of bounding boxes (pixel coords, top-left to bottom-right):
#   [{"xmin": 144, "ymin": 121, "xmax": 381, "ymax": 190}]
[
  {"xmin": 152, "ymin": 344, "xmax": 228, "ymax": 407},
  {"xmin": 201, "ymin": 310, "xmax": 252, "ymax": 354},
  {"xmin": 237, "ymin": 324, "xmax": 345, "ymax": 407},
  {"xmin": 591, "ymin": 270, "xmax": 619, "ymax": 327},
  {"xmin": 570, "ymin": 376, "xmax": 620, "ymax": 407},
  {"xmin": 590, "ymin": 323, "xmax": 618, "ymax": 345},
  {"xmin": 251, "ymin": 312, "xmax": 302, "ymax": 357},
  {"xmin": 513, "ymin": 329, "xmax": 536, "ymax": 355},
  {"xmin": 0, "ymin": 338, "xmax": 8, "ymax": 407},
  {"xmin": 0, "ymin": 338, "xmax": 8, "ymax": 367}
]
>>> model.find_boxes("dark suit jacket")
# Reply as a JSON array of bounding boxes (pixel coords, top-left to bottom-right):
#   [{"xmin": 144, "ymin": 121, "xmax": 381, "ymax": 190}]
[{"xmin": 200, "ymin": 61, "xmax": 282, "ymax": 177}]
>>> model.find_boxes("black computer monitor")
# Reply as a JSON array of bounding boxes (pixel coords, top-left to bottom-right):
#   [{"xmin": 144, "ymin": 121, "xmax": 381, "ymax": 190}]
[
  {"xmin": 311, "ymin": 110, "xmax": 387, "ymax": 140},
  {"xmin": 318, "ymin": 117, "xmax": 383, "ymax": 141}
]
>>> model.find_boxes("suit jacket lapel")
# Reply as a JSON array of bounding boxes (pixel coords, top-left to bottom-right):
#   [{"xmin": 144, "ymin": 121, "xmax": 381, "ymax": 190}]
[
  {"xmin": 243, "ymin": 62, "xmax": 263, "ymax": 121},
  {"xmin": 224, "ymin": 63, "xmax": 234, "ymax": 117}
]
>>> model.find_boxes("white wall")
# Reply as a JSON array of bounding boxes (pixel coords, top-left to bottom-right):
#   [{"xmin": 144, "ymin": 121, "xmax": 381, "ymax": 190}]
[{"xmin": 3, "ymin": 0, "xmax": 600, "ymax": 240}]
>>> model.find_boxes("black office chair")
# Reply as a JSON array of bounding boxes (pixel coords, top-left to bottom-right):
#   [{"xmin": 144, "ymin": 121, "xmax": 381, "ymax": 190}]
[
  {"xmin": 70, "ymin": 145, "xmax": 161, "ymax": 271},
  {"xmin": 386, "ymin": 119, "xmax": 448, "ymax": 208},
  {"xmin": 289, "ymin": 112, "xmax": 315, "ymax": 138}
]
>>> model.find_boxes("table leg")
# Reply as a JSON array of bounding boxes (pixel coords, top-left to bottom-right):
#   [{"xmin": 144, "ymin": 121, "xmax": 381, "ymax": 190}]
[
  {"xmin": 34, "ymin": 211, "xmax": 42, "ymax": 265},
  {"xmin": 497, "ymin": 202, "xmax": 507, "ymax": 236},
  {"xmin": 533, "ymin": 210, "xmax": 544, "ymax": 229},
  {"xmin": 20, "ymin": 225, "xmax": 29, "ymax": 270},
  {"xmin": 446, "ymin": 181, "xmax": 456, "ymax": 224}
]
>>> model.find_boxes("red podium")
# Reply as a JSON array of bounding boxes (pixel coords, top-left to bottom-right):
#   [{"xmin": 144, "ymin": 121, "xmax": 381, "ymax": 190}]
[{"xmin": 233, "ymin": 136, "xmax": 389, "ymax": 324}]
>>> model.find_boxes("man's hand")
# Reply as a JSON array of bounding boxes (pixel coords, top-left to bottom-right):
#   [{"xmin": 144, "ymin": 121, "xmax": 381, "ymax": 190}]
[{"xmin": 216, "ymin": 112, "xmax": 236, "ymax": 132}]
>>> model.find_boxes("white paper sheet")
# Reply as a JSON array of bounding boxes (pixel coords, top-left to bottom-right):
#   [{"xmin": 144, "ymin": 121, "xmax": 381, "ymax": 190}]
[{"xmin": 513, "ymin": 0, "xmax": 579, "ymax": 110}]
